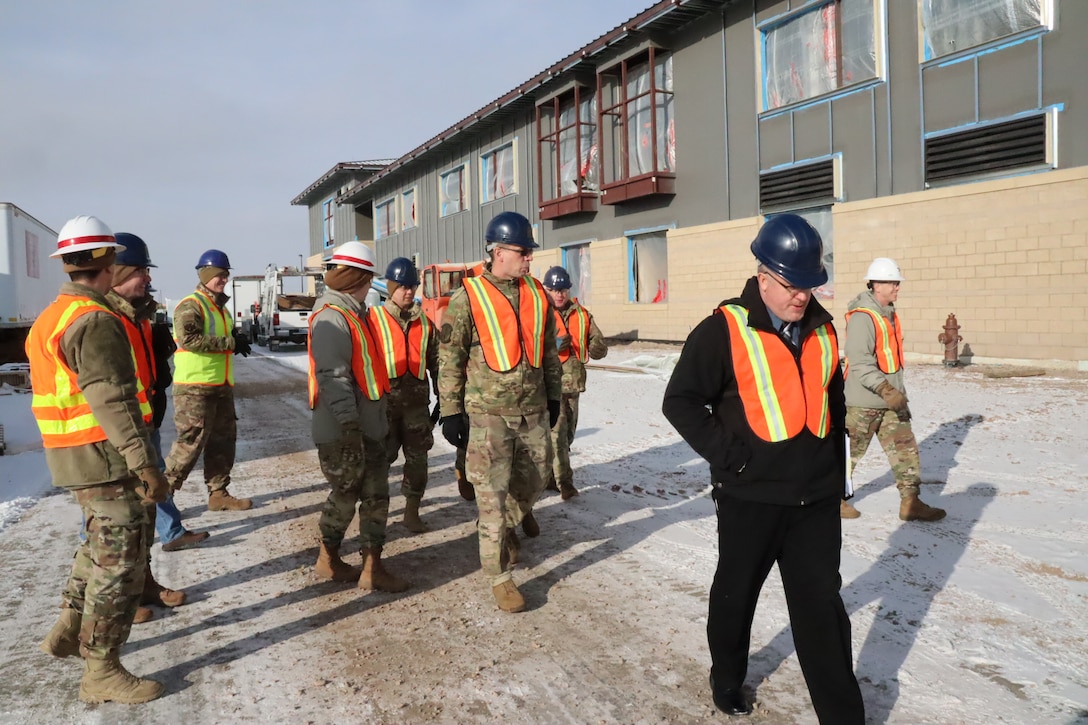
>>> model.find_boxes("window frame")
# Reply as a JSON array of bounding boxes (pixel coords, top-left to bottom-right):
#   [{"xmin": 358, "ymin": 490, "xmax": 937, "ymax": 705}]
[
  {"xmin": 597, "ymin": 46, "xmax": 677, "ymax": 205},
  {"xmin": 401, "ymin": 186, "xmax": 418, "ymax": 231},
  {"xmin": 560, "ymin": 240, "xmax": 594, "ymax": 304},
  {"xmin": 479, "ymin": 139, "xmax": 518, "ymax": 205},
  {"xmin": 438, "ymin": 163, "xmax": 469, "ymax": 218},
  {"xmin": 375, "ymin": 196, "xmax": 398, "ymax": 241},
  {"xmin": 918, "ymin": 0, "xmax": 1052, "ymax": 63},
  {"xmin": 758, "ymin": 0, "xmax": 885, "ymax": 114},
  {"xmin": 536, "ymin": 86, "xmax": 599, "ymax": 219},
  {"xmin": 626, "ymin": 226, "xmax": 671, "ymax": 304},
  {"xmin": 322, "ymin": 198, "xmax": 335, "ymax": 248}
]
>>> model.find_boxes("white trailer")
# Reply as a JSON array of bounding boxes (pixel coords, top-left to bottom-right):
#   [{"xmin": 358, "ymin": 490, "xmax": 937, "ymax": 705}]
[
  {"xmin": 228, "ymin": 274, "xmax": 264, "ymax": 340},
  {"xmin": 0, "ymin": 203, "xmax": 64, "ymax": 363}
]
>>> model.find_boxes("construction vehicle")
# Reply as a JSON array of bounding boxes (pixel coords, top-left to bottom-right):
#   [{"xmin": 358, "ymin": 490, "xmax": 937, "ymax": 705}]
[
  {"xmin": 254, "ymin": 264, "xmax": 323, "ymax": 351},
  {"xmin": 421, "ymin": 261, "xmax": 483, "ymax": 328},
  {"xmin": 0, "ymin": 203, "xmax": 63, "ymax": 363}
]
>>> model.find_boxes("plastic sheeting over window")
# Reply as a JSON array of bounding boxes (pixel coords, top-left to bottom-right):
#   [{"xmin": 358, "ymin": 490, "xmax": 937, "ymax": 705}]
[
  {"xmin": 558, "ymin": 96, "xmax": 598, "ymax": 196},
  {"xmin": 440, "ymin": 166, "xmax": 465, "ymax": 217},
  {"xmin": 629, "ymin": 231, "xmax": 668, "ymax": 303},
  {"xmin": 763, "ymin": 0, "xmax": 877, "ymax": 111},
  {"xmin": 375, "ymin": 198, "xmax": 396, "ymax": 240},
  {"xmin": 401, "ymin": 188, "xmax": 416, "ymax": 230},
  {"xmin": 482, "ymin": 143, "xmax": 516, "ymax": 203},
  {"xmin": 562, "ymin": 243, "xmax": 592, "ymax": 304},
  {"xmin": 921, "ymin": 0, "xmax": 1044, "ymax": 60},
  {"xmin": 627, "ymin": 55, "xmax": 675, "ymax": 176}
]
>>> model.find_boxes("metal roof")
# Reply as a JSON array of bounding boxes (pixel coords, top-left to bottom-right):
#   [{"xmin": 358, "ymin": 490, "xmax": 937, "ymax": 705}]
[
  {"xmin": 291, "ymin": 159, "xmax": 397, "ymax": 206},
  {"xmin": 338, "ymin": 0, "xmax": 729, "ymax": 205}
]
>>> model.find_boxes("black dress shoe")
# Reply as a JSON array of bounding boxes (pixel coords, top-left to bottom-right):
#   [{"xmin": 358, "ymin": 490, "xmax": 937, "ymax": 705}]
[{"xmin": 710, "ymin": 674, "xmax": 752, "ymax": 716}]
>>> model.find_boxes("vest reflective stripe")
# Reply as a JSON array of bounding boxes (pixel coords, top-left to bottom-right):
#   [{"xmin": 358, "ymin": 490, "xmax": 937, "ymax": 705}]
[
  {"xmin": 554, "ymin": 304, "xmax": 591, "ymax": 364},
  {"xmin": 173, "ymin": 290, "xmax": 233, "ymax": 386},
  {"xmin": 720, "ymin": 304, "xmax": 837, "ymax": 442},
  {"xmin": 462, "ymin": 276, "xmax": 548, "ymax": 372},
  {"xmin": 368, "ymin": 305, "xmax": 430, "ymax": 380},
  {"xmin": 27, "ymin": 296, "xmax": 152, "ymax": 448},
  {"xmin": 120, "ymin": 316, "xmax": 156, "ymax": 424},
  {"xmin": 307, "ymin": 304, "xmax": 389, "ymax": 407},
  {"xmin": 843, "ymin": 308, "xmax": 903, "ymax": 377}
]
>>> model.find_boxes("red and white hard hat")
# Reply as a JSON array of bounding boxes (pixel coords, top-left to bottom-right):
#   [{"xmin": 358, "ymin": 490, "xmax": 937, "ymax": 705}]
[
  {"xmin": 328, "ymin": 241, "xmax": 376, "ymax": 272},
  {"xmin": 50, "ymin": 215, "xmax": 125, "ymax": 258}
]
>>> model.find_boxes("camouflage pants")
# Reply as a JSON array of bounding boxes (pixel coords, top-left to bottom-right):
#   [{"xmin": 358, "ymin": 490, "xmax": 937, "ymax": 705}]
[
  {"xmin": 549, "ymin": 393, "xmax": 580, "ymax": 488},
  {"xmin": 61, "ymin": 479, "xmax": 150, "ymax": 659},
  {"xmin": 385, "ymin": 402, "xmax": 434, "ymax": 501},
  {"xmin": 846, "ymin": 406, "xmax": 922, "ymax": 497},
  {"xmin": 467, "ymin": 412, "xmax": 550, "ymax": 583},
  {"xmin": 317, "ymin": 435, "xmax": 391, "ymax": 549},
  {"xmin": 165, "ymin": 389, "xmax": 237, "ymax": 493}
]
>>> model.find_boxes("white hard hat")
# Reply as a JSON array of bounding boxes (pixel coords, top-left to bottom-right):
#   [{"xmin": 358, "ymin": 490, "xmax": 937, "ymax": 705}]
[
  {"xmin": 863, "ymin": 257, "xmax": 904, "ymax": 282},
  {"xmin": 328, "ymin": 241, "xmax": 376, "ymax": 272},
  {"xmin": 50, "ymin": 215, "xmax": 125, "ymax": 258}
]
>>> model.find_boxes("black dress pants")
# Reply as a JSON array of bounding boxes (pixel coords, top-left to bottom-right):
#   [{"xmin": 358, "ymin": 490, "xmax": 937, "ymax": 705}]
[{"xmin": 708, "ymin": 493, "xmax": 864, "ymax": 724}]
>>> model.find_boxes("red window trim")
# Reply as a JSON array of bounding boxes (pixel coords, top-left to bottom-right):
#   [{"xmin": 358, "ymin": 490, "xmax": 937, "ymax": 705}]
[{"xmin": 536, "ymin": 85, "xmax": 599, "ymax": 219}]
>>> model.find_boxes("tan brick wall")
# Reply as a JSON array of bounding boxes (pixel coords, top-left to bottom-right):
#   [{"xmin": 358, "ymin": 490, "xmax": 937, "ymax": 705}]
[{"xmin": 530, "ymin": 168, "xmax": 1088, "ymax": 369}]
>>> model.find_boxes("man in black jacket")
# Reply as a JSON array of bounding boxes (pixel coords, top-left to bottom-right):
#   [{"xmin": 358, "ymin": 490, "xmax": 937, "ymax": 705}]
[{"xmin": 662, "ymin": 214, "xmax": 864, "ymax": 724}]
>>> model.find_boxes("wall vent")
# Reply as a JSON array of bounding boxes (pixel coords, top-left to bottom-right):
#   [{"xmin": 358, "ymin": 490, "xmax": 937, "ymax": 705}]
[
  {"xmin": 759, "ymin": 157, "xmax": 840, "ymax": 212},
  {"xmin": 925, "ymin": 114, "xmax": 1049, "ymax": 185}
]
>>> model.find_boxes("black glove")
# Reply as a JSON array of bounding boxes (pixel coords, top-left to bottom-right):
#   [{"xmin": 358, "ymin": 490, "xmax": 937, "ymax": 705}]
[
  {"xmin": 430, "ymin": 401, "xmax": 441, "ymax": 426},
  {"xmin": 232, "ymin": 329, "xmax": 252, "ymax": 357},
  {"xmin": 547, "ymin": 399, "xmax": 561, "ymax": 429},
  {"xmin": 440, "ymin": 414, "xmax": 468, "ymax": 448}
]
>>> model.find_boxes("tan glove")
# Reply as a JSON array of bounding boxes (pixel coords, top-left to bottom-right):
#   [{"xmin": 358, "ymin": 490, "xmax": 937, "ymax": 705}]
[
  {"xmin": 137, "ymin": 467, "xmax": 170, "ymax": 505},
  {"xmin": 875, "ymin": 381, "xmax": 908, "ymax": 413}
]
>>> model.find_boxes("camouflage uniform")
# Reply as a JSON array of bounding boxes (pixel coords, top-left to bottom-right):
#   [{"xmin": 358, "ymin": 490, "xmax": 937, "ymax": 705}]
[
  {"xmin": 377, "ymin": 298, "xmax": 438, "ymax": 501},
  {"xmin": 310, "ymin": 288, "xmax": 391, "ymax": 548},
  {"xmin": 438, "ymin": 270, "xmax": 562, "ymax": 584},
  {"xmin": 164, "ymin": 284, "xmax": 238, "ymax": 495},
  {"xmin": 550, "ymin": 301, "xmax": 608, "ymax": 490},
  {"xmin": 28, "ymin": 282, "xmax": 156, "ymax": 660},
  {"xmin": 843, "ymin": 289, "xmax": 921, "ymax": 498}
]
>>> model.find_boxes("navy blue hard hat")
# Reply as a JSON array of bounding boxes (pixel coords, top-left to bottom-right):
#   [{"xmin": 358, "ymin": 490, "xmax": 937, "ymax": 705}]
[
  {"xmin": 750, "ymin": 214, "xmax": 827, "ymax": 289},
  {"xmin": 113, "ymin": 233, "xmax": 156, "ymax": 268},
  {"xmin": 542, "ymin": 266, "xmax": 572, "ymax": 290},
  {"xmin": 385, "ymin": 257, "xmax": 420, "ymax": 287},
  {"xmin": 195, "ymin": 249, "xmax": 231, "ymax": 270},
  {"xmin": 485, "ymin": 211, "xmax": 537, "ymax": 249}
]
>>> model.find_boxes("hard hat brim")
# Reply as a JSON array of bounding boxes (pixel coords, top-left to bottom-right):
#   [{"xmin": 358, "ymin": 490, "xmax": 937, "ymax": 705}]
[{"xmin": 50, "ymin": 242, "xmax": 126, "ymax": 258}]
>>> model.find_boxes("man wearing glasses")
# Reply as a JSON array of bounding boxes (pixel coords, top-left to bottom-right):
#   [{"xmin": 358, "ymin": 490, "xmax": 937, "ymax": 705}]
[
  {"xmin": 437, "ymin": 211, "xmax": 562, "ymax": 613},
  {"xmin": 663, "ymin": 214, "xmax": 864, "ymax": 723},
  {"xmin": 840, "ymin": 258, "xmax": 945, "ymax": 522},
  {"xmin": 164, "ymin": 249, "xmax": 253, "ymax": 511}
]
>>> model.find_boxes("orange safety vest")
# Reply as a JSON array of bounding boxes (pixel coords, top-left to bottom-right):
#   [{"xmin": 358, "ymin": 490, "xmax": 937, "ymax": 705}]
[
  {"xmin": 462, "ymin": 276, "xmax": 548, "ymax": 372},
  {"xmin": 367, "ymin": 305, "xmax": 431, "ymax": 380},
  {"xmin": 307, "ymin": 303, "xmax": 390, "ymax": 407},
  {"xmin": 27, "ymin": 295, "xmax": 152, "ymax": 448},
  {"xmin": 719, "ymin": 304, "xmax": 838, "ymax": 443},
  {"xmin": 119, "ymin": 315, "xmax": 156, "ymax": 424},
  {"xmin": 843, "ymin": 308, "xmax": 903, "ymax": 377},
  {"xmin": 554, "ymin": 303, "xmax": 591, "ymax": 364}
]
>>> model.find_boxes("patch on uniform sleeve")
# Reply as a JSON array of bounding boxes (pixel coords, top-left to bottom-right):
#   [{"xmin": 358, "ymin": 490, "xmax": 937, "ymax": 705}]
[{"xmin": 439, "ymin": 324, "xmax": 453, "ymax": 344}]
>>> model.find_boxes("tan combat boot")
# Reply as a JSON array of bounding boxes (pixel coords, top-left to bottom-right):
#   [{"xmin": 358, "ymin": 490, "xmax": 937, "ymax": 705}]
[
  {"xmin": 39, "ymin": 608, "xmax": 81, "ymax": 658},
  {"xmin": 492, "ymin": 579, "xmax": 526, "ymax": 613},
  {"xmin": 79, "ymin": 655, "xmax": 165, "ymax": 704},
  {"xmin": 521, "ymin": 510, "xmax": 540, "ymax": 538},
  {"xmin": 840, "ymin": 500, "xmax": 861, "ymax": 519},
  {"xmin": 142, "ymin": 565, "xmax": 186, "ymax": 607},
  {"xmin": 559, "ymin": 482, "xmax": 579, "ymax": 501},
  {"xmin": 208, "ymin": 490, "xmax": 252, "ymax": 511},
  {"xmin": 314, "ymin": 542, "xmax": 361, "ymax": 582},
  {"xmin": 402, "ymin": 497, "xmax": 427, "ymax": 534},
  {"xmin": 899, "ymin": 494, "xmax": 946, "ymax": 522},
  {"xmin": 358, "ymin": 547, "xmax": 409, "ymax": 592},
  {"xmin": 133, "ymin": 607, "xmax": 154, "ymax": 624},
  {"xmin": 456, "ymin": 468, "xmax": 475, "ymax": 501}
]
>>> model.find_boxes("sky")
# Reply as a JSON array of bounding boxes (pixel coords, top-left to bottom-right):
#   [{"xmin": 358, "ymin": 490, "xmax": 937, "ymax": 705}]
[{"xmin": 0, "ymin": 0, "xmax": 654, "ymax": 301}]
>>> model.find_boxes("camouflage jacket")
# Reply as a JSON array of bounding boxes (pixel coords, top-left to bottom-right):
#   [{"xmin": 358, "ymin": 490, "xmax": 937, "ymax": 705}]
[
  {"xmin": 378, "ymin": 298, "xmax": 438, "ymax": 412},
  {"xmin": 173, "ymin": 283, "xmax": 235, "ymax": 396},
  {"xmin": 554, "ymin": 300, "xmax": 608, "ymax": 394},
  {"xmin": 40, "ymin": 282, "xmax": 157, "ymax": 488},
  {"xmin": 438, "ymin": 270, "xmax": 562, "ymax": 417},
  {"xmin": 309, "ymin": 288, "xmax": 388, "ymax": 444}
]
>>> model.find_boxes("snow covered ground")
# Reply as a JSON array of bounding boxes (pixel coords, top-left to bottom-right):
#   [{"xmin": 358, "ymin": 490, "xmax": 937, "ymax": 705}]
[{"xmin": 0, "ymin": 344, "xmax": 1085, "ymax": 724}]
